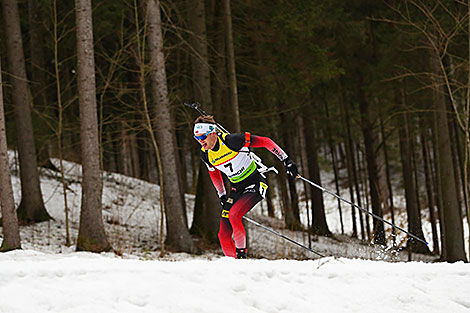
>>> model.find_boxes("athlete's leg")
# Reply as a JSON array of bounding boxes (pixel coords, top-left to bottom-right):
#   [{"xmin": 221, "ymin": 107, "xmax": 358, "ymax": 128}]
[
  {"xmin": 218, "ymin": 218, "xmax": 236, "ymax": 257},
  {"xmin": 228, "ymin": 192, "xmax": 262, "ymax": 249}
]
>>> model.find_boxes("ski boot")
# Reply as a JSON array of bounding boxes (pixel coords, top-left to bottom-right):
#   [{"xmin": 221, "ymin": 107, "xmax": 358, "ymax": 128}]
[{"xmin": 236, "ymin": 248, "xmax": 247, "ymax": 259}]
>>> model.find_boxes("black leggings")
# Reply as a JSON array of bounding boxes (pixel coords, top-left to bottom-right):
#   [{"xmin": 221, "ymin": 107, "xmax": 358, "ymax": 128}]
[{"xmin": 218, "ymin": 174, "xmax": 267, "ymax": 257}]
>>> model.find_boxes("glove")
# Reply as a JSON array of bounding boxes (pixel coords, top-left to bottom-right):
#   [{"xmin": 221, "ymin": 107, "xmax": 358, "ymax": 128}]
[
  {"xmin": 220, "ymin": 195, "xmax": 229, "ymax": 219},
  {"xmin": 220, "ymin": 195, "xmax": 228, "ymax": 210},
  {"xmin": 283, "ymin": 158, "xmax": 299, "ymax": 177}
]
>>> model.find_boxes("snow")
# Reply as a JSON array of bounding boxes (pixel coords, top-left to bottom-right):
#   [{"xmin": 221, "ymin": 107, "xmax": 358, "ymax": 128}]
[
  {"xmin": 310, "ymin": 168, "xmax": 470, "ymax": 256},
  {"xmin": 2, "ymin": 152, "xmax": 470, "ymax": 312},
  {"xmin": 4, "ymin": 152, "xmax": 441, "ymax": 261},
  {"xmin": 1, "ymin": 250, "xmax": 469, "ymax": 313}
]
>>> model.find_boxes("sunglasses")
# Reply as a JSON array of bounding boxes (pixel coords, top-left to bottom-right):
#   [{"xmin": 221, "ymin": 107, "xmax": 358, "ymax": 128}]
[{"xmin": 194, "ymin": 130, "xmax": 214, "ymax": 141}]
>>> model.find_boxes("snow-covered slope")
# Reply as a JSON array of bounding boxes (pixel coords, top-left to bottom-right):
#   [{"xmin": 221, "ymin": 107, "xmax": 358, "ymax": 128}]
[
  {"xmin": 1, "ymin": 250, "xmax": 469, "ymax": 313},
  {"xmin": 1, "ymin": 151, "xmax": 468, "ymax": 260},
  {"xmin": 2, "ymin": 152, "xmax": 470, "ymax": 312}
]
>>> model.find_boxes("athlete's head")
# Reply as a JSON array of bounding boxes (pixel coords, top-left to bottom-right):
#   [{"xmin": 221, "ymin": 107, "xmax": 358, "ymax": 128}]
[{"xmin": 193, "ymin": 115, "xmax": 218, "ymax": 150}]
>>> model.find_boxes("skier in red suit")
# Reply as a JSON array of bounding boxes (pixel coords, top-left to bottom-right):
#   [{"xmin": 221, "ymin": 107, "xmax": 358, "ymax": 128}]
[{"xmin": 193, "ymin": 115, "xmax": 298, "ymax": 259}]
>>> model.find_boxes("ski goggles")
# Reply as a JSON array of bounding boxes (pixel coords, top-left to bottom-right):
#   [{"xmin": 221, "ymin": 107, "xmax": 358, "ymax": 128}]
[{"xmin": 193, "ymin": 123, "xmax": 216, "ymax": 141}]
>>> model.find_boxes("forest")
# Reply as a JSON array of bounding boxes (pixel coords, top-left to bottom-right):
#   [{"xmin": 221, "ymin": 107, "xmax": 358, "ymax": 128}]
[{"xmin": 0, "ymin": 0, "xmax": 469, "ymax": 263}]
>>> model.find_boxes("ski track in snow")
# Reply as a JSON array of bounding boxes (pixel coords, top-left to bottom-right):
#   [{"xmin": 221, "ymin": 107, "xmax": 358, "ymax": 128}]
[{"xmin": 0, "ymin": 250, "xmax": 469, "ymax": 313}]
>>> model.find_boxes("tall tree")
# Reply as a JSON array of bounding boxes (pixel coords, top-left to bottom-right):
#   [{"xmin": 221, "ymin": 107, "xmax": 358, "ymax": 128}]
[
  {"xmin": 145, "ymin": 0, "xmax": 196, "ymax": 253},
  {"xmin": 324, "ymin": 98, "xmax": 344, "ymax": 234},
  {"xmin": 304, "ymin": 101, "xmax": 330, "ymax": 236},
  {"xmin": 420, "ymin": 123, "xmax": 440, "ymax": 255},
  {"xmin": 28, "ymin": 0, "xmax": 56, "ymax": 169},
  {"xmin": 186, "ymin": 0, "xmax": 220, "ymax": 244},
  {"xmin": 380, "ymin": 107, "xmax": 397, "ymax": 246},
  {"xmin": 339, "ymin": 81, "xmax": 358, "ymax": 238},
  {"xmin": 223, "ymin": 0, "xmax": 240, "ymax": 132},
  {"xmin": 279, "ymin": 108, "xmax": 301, "ymax": 229},
  {"xmin": 75, "ymin": 0, "xmax": 111, "ymax": 252},
  {"xmin": 431, "ymin": 53, "xmax": 467, "ymax": 262},
  {"xmin": 2, "ymin": 0, "xmax": 51, "ymax": 224},
  {"xmin": 0, "ymin": 55, "xmax": 21, "ymax": 252},
  {"xmin": 186, "ymin": 0, "xmax": 212, "ymax": 107},
  {"xmin": 209, "ymin": 0, "xmax": 228, "ymax": 123},
  {"xmin": 357, "ymin": 77, "xmax": 385, "ymax": 245},
  {"xmin": 386, "ymin": 0, "xmax": 470, "ymax": 261},
  {"xmin": 396, "ymin": 89, "xmax": 430, "ymax": 254}
]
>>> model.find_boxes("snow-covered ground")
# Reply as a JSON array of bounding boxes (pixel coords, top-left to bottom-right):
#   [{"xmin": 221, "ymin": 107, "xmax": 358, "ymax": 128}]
[
  {"xmin": 1, "ymin": 250, "xmax": 469, "ymax": 313},
  {"xmin": 1, "ymin": 152, "xmax": 470, "ymax": 312},
  {"xmin": 5, "ymin": 152, "xmax": 461, "ymax": 261}
]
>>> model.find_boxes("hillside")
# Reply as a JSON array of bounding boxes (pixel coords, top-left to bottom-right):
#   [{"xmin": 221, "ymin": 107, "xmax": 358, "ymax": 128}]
[
  {"xmin": 3, "ymin": 152, "xmax": 467, "ymax": 261},
  {"xmin": 2, "ymin": 153, "xmax": 470, "ymax": 312}
]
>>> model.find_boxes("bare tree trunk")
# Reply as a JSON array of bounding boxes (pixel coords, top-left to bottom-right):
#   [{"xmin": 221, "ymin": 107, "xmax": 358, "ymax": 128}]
[
  {"xmin": 421, "ymin": 124, "xmax": 440, "ymax": 255},
  {"xmin": 190, "ymin": 167, "xmax": 220, "ymax": 243},
  {"xmin": 265, "ymin": 172, "xmax": 276, "ymax": 217},
  {"xmin": 448, "ymin": 109, "xmax": 464, "ymax": 219},
  {"xmin": 431, "ymin": 114, "xmax": 446, "ymax": 260},
  {"xmin": 324, "ymin": 100, "xmax": 344, "ymax": 234},
  {"xmin": 466, "ymin": 0, "xmax": 470, "ymax": 263},
  {"xmin": 280, "ymin": 108, "xmax": 301, "ymax": 230},
  {"xmin": 145, "ymin": 0, "xmax": 196, "ymax": 253},
  {"xmin": 28, "ymin": 0, "xmax": 56, "ymax": 170},
  {"xmin": 187, "ymin": 0, "xmax": 212, "ymax": 107},
  {"xmin": 396, "ymin": 89, "xmax": 430, "ymax": 254},
  {"xmin": 380, "ymin": 107, "xmax": 397, "ymax": 246},
  {"xmin": 52, "ymin": 0, "xmax": 71, "ymax": 246},
  {"xmin": 210, "ymin": 0, "xmax": 228, "ymax": 124},
  {"xmin": 353, "ymin": 142, "xmax": 366, "ymax": 240},
  {"xmin": 186, "ymin": 0, "xmax": 220, "ymax": 243},
  {"xmin": 223, "ymin": 0, "xmax": 240, "ymax": 132},
  {"xmin": 451, "ymin": 115, "xmax": 468, "ymax": 225},
  {"xmin": 121, "ymin": 126, "xmax": 132, "ymax": 177},
  {"xmin": 130, "ymin": 134, "xmax": 141, "ymax": 178},
  {"xmin": 0, "ymin": 56, "xmax": 21, "ymax": 252},
  {"xmin": 304, "ymin": 102, "xmax": 330, "ymax": 236},
  {"xmin": 297, "ymin": 115, "xmax": 312, "ymax": 243},
  {"xmin": 283, "ymin": 112, "xmax": 300, "ymax": 223},
  {"xmin": 339, "ymin": 80, "xmax": 358, "ymax": 238},
  {"xmin": 431, "ymin": 54, "xmax": 467, "ymax": 262},
  {"xmin": 357, "ymin": 144, "xmax": 371, "ymax": 240},
  {"xmin": 409, "ymin": 119, "xmax": 423, "ymax": 216},
  {"xmin": 277, "ymin": 165, "xmax": 290, "ymax": 219},
  {"xmin": 75, "ymin": 0, "xmax": 111, "ymax": 252},
  {"xmin": 358, "ymin": 78, "xmax": 385, "ymax": 245},
  {"xmin": 2, "ymin": 0, "xmax": 51, "ymax": 224}
]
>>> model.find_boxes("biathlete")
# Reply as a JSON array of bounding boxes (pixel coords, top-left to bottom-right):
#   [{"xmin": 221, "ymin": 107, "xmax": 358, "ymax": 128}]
[{"xmin": 193, "ymin": 115, "xmax": 298, "ymax": 259}]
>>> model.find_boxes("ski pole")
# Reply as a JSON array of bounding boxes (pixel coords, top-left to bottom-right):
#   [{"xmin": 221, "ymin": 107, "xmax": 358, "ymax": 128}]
[
  {"xmin": 297, "ymin": 175, "xmax": 429, "ymax": 246},
  {"xmin": 243, "ymin": 216, "xmax": 326, "ymax": 258}
]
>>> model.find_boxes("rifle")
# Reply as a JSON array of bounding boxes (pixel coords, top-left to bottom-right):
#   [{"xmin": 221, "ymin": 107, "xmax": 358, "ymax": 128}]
[{"xmin": 184, "ymin": 102, "xmax": 278, "ymax": 177}]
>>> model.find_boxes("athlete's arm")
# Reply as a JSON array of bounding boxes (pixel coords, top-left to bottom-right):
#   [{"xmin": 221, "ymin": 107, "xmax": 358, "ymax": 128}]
[
  {"xmin": 208, "ymin": 168, "xmax": 226, "ymax": 197},
  {"xmin": 250, "ymin": 135, "xmax": 288, "ymax": 161},
  {"xmin": 224, "ymin": 133, "xmax": 289, "ymax": 161},
  {"xmin": 200, "ymin": 150, "xmax": 226, "ymax": 197}
]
